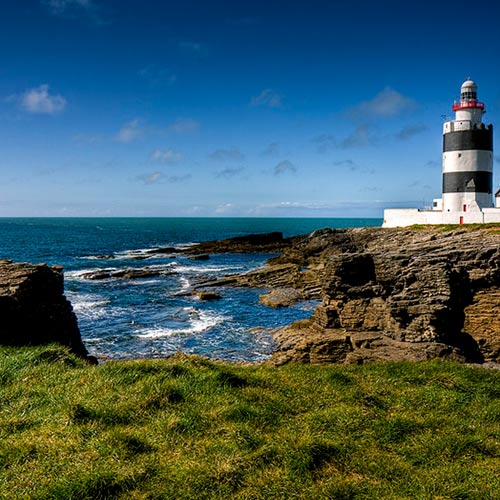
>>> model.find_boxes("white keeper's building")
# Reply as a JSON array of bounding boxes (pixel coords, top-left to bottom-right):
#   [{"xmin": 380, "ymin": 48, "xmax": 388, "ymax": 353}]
[{"xmin": 383, "ymin": 78, "xmax": 500, "ymax": 227}]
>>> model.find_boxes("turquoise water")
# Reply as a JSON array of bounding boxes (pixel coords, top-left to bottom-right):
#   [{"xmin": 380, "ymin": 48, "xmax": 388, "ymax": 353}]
[{"xmin": 0, "ymin": 217, "xmax": 382, "ymax": 361}]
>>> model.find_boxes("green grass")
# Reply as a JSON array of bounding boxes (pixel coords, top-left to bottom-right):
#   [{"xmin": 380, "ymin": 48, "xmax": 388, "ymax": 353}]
[
  {"xmin": 1, "ymin": 345, "xmax": 499, "ymax": 499},
  {"xmin": 408, "ymin": 222, "xmax": 500, "ymax": 233}
]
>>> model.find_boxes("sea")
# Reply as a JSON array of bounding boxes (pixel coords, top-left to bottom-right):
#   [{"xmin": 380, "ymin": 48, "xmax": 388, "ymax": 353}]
[{"xmin": 0, "ymin": 217, "xmax": 382, "ymax": 362}]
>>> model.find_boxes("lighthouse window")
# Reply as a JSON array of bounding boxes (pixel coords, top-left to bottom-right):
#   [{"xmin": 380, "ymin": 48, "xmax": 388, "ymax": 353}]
[
  {"xmin": 461, "ymin": 91, "xmax": 477, "ymax": 99},
  {"xmin": 458, "ymin": 153, "xmax": 462, "ymax": 158}
]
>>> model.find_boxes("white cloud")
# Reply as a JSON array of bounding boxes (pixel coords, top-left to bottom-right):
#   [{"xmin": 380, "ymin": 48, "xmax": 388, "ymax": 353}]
[
  {"xmin": 215, "ymin": 203, "xmax": 236, "ymax": 214},
  {"xmin": 274, "ymin": 160, "xmax": 296, "ymax": 176},
  {"xmin": 43, "ymin": 0, "xmax": 93, "ymax": 13},
  {"xmin": 150, "ymin": 148, "xmax": 182, "ymax": 164},
  {"xmin": 348, "ymin": 87, "xmax": 417, "ymax": 118},
  {"xmin": 115, "ymin": 119, "xmax": 142, "ymax": 143},
  {"xmin": 42, "ymin": 0, "xmax": 106, "ymax": 22},
  {"xmin": 138, "ymin": 172, "xmax": 162, "ymax": 185},
  {"xmin": 209, "ymin": 147, "xmax": 245, "ymax": 162},
  {"xmin": 215, "ymin": 167, "xmax": 244, "ymax": 179},
  {"xmin": 250, "ymin": 89, "xmax": 283, "ymax": 109},
  {"xmin": 20, "ymin": 84, "xmax": 66, "ymax": 115},
  {"xmin": 168, "ymin": 118, "xmax": 200, "ymax": 134}
]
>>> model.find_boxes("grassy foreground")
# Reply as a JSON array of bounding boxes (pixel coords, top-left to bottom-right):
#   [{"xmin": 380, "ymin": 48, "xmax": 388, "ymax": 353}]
[{"xmin": 0, "ymin": 346, "xmax": 499, "ymax": 500}]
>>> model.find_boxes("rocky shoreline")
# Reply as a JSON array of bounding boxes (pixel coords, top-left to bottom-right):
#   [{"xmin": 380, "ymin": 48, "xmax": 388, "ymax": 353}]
[
  {"xmin": 182, "ymin": 226, "xmax": 500, "ymax": 365},
  {"xmin": 1, "ymin": 226, "xmax": 499, "ymax": 366}
]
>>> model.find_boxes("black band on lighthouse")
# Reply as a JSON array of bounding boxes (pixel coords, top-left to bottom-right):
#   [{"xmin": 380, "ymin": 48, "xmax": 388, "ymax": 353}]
[
  {"xmin": 442, "ymin": 171, "xmax": 492, "ymax": 194},
  {"xmin": 443, "ymin": 128, "xmax": 493, "ymax": 152}
]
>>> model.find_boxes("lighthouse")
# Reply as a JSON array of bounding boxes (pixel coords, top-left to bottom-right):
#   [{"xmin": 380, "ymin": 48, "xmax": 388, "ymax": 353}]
[
  {"xmin": 442, "ymin": 78, "xmax": 494, "ymax": 212},
  {"xmin": 382, "ymin": 77, "xmax": 500, "ymax": 227}
]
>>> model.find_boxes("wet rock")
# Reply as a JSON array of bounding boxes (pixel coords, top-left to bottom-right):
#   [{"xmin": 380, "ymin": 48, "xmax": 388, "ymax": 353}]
[
  {"xmin": 259, "ymin": 288, "xmax": 304, "ymax": 308},
  {"xmin": 0, "ymin": 261, "xmax": 90, "ymax": 359},
  {"xmin": 79, "ymin": 267, "xmax": 171, "ymax": 280},
  {"xmin": 145, "ymin": 246, "xmax": 178, "ymax": 255},
  {"xmin": 196, "ymin": 291, "xmax": 222, "ymax": 301},
  {"xmin": 181, "ymin": 231, "xmax": 291, "ymax": 255}
]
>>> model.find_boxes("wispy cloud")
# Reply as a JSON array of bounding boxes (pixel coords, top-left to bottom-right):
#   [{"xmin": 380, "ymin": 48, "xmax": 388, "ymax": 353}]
[
  {"xmin": 261, "ymin": 142, "xmax": 280, "ymax": 157},
  {"xmin": 18, "ymin": 84, "xmax": 66, "ymax": 115},
  {"xmin": 425, "ymin": 159, "xmax": 440, "ymax": 169},
  {"xmin": 43, "ymin": 0, "xmax": 93, "ymax": 13},
  {"xmin": 348, "ymin": 87, "xmax": 417, "ymax": 119},
  {"xmin": 139, "ymin": 65, "xmax": 177, "ymax": 87},
  {"xmin": 150, "ymin": 148, "xmax": 182, "ymax": 164},
  {"xmin": 209, "ymin": 147, "xmax": 245, "ymax": 162},
  {"xmin": 250, "ymin": 89, "xmax": 283, "ymax": 109},
  {"xmin": 178, "ymin": 41, "xmax": 203, "ymax": 53},
  {"xmin": 274, "ymin": 160, "xmax": 296, "ymax": 175},
  {"xmin": 115, "ymin": 119, "xmax": 143, "ymax": 143},
  {"xmin": 72, "ymin": 132, "xmax": 103, "ymax": 144},
  {"xmin": 312, "ymin": 134, "xmax": 336, "ymax": 154},
  {"xmin": 138, "ymin": 171, "xmax": 162, "ymax": 185},
  {"xmin": 168, "ymin": 174, "xmax": 191, "ymax": 183},
  {"xmin": 168, "ymin": 118, "xmax": 200, "ymax": 134},
  {"xmin": 395, "ymin": 124, "xmax": 427, "ymax": 141},
  {"xmin": 215, "ymin": 167, "xmax": 244, "ymax": 179},
  {"xmin": 341, "ymin": 124, "xmax": 378, "ymax": 148},
  {"xmin": 333, "ymin": 159, "xmax": 375, "ymax": 174},
  {"xmin": 42, "ymin": 0, "xmax": 106, "ymax": 23},
  {"xmin": 137, "ymin": 172, "xmax": 191, "ymax": 185}
]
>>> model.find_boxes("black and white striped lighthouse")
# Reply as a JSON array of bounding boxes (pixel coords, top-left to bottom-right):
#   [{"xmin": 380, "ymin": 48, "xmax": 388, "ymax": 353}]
[{"xmin": 442, "ymin": 78, "xmax": 494, "ymax": 212}]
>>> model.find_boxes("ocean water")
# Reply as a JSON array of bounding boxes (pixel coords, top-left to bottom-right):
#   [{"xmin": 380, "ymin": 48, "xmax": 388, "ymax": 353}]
[{"xmin": 0, "ymin": 217, "xmax": 382, "ymax": 361}]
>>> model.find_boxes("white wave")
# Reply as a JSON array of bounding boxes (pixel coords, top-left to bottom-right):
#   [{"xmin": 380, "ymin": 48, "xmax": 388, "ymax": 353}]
[
  {"xmin": 79, "ymin": 255, "xmax": 114, "ymax": 261},
  {"xmin": 67, "ymin": 292, "xmax": 110, "ymax": 319},
  {"xmin": 178, "ymin": 276, "xmax": 191, "ymax": 290},
  {"xmin": 135, "ymin": 308, "xmax": 229, "ymax": 339},
  {"xmin": 173, "ymin": 264, "xmax": 243, "ymax": 274},
  {"xmin": 114, "ymin": 246, "xmax": 179, "ymax": 260},
  {"xmin": 65, "ymin": 268, "xmax": 119, "ymax": 280}
]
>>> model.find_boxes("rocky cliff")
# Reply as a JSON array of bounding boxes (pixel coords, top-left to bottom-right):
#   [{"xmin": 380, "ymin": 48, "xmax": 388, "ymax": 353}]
[
  {"xmin": 188, "ymin": 226, "xmax": 500, "ymax": 365},
  {"xmin": 0, "ymin": 260, "xmax": 90, "ymax": 359}
]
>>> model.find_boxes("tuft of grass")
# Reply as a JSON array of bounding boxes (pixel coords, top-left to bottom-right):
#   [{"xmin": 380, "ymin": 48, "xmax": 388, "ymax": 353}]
[{"xmin": 0, "ymin": 345, "xmax": 499, "ymax": 499}]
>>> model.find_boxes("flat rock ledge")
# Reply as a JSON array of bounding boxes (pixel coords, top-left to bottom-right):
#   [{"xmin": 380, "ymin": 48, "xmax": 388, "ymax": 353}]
[{"xmin": 0, "ymin": 260, "xmax": 91, "ymax": 360}]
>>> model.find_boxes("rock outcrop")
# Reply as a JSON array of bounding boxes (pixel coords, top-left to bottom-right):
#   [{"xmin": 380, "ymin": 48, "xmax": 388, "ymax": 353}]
[
  {"xmin": 269, "ymin": 226, "xmax": 500, "ymax": 365},
  {"xmin": 0, "ymin": 261, "xmax": 90, "ymax": 359},
  {"xmin": 186, "ymin": 226, "xmax": 500, "ymax": 365}
]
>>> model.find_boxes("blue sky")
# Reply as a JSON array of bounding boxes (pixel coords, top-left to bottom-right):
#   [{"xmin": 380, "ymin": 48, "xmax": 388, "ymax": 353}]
[{"xmin": 1, "ymin": 0, "xmax": 500, "ymax": 217}]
